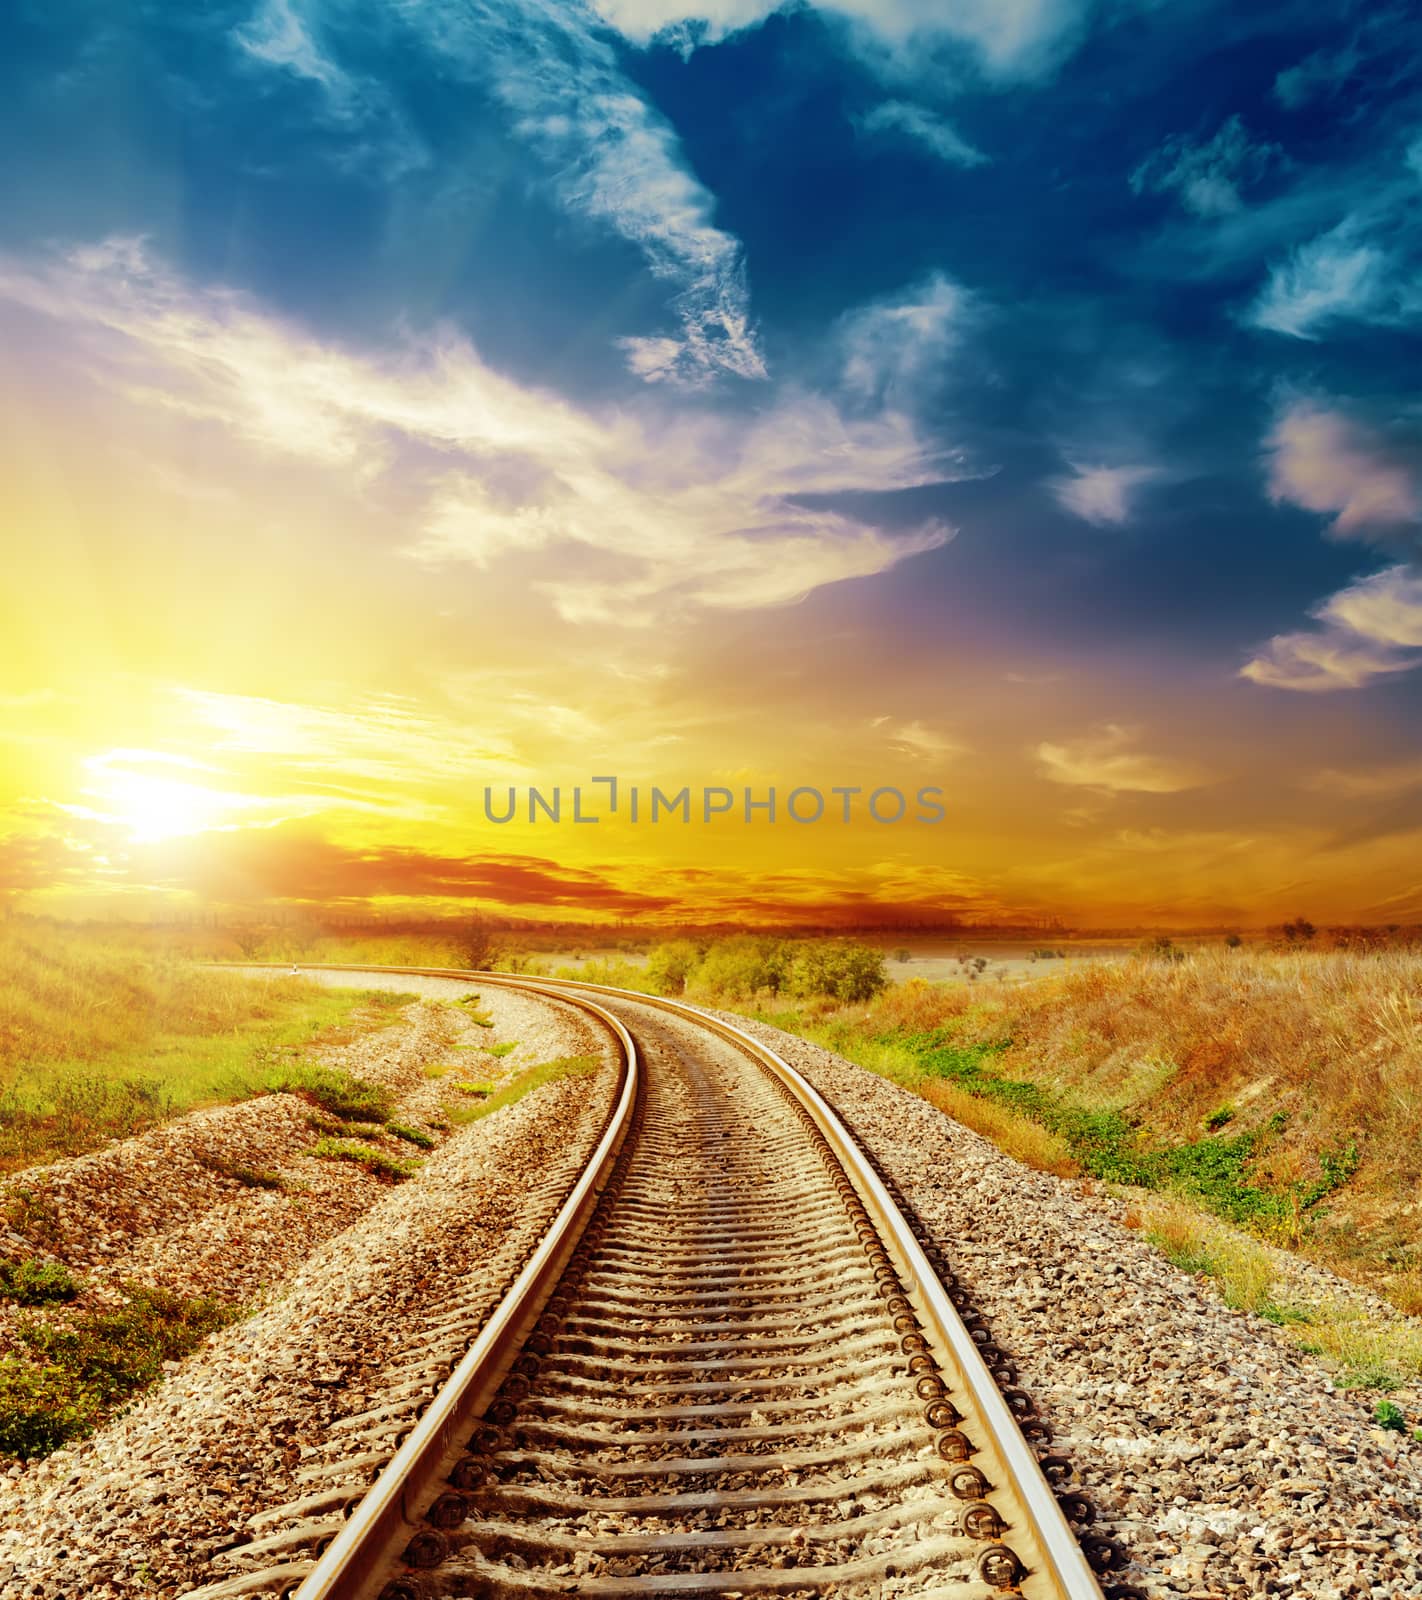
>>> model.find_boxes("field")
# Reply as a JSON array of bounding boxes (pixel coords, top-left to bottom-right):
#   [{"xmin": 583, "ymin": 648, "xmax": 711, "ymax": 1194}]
[{"xmin": 0, "ymin": 920, "xmax": 409, "ymax": 1171}]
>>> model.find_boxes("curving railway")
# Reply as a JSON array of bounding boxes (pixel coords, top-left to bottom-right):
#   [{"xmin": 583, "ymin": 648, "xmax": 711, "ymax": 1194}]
[{"xmin": 187, "ymin": 971, "xmax": 1133, "ymax": 1600}]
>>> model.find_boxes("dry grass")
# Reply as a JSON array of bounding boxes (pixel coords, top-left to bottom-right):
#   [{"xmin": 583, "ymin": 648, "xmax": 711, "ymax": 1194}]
[
  {"xmin": 1139, "ymin": 1195, "xmax": 1422, "ymax": 1390},
  {"xmin": 862, "ymin": 949, "xmax": 1422, "ymax": 1298},
  {"xmin": 916, "ymin": 1078, "xmax": 1080, "ymax": 1178}
]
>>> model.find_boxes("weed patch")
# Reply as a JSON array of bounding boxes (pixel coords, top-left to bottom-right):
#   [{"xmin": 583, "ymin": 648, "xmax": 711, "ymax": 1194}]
[
  {"xmin": 0, "ymin": 1258, "xmax": 82, "ymax": 1306},
  {"xmin": 0, "ymin": 1285, "xmax": 241, "ymax": 1459},
  {"xmin": 445, "ymin": 1055, "xmax": 599, "ymax": 1124},
  {"xmin": 309, "ymin": 1138, "xmax": 417, "ymax": 1182},
  {"xmin": 386, "ymin": 1122, "xmax": 435, "ymax": 1149},
  {"xmin": 199, "ymin": 1155, "xmax": 285, "ymax": 1190},
  {"xmin": 263, "ymin": 1062, "xmax": 393, "ymax": 1124}
]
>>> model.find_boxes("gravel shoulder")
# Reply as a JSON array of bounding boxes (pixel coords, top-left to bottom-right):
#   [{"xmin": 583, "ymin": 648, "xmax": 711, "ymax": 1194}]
[
  {"xmin": 0, "ymin": 974, "xmax": 618, "ymax": 1600},
  {"xmin": 715, "ymin": 1006, "xmax": 1422, "ymax": 1600}
]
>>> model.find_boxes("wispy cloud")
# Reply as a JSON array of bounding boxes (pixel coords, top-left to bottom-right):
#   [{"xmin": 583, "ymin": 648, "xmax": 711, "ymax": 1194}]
[
  {"xmin": 853, "ymin": 100, "xmax": 987, "ymax": 167},
  {"xmin": 1036, "ymin": 724, "xmax": 1210, "ymax": 794},
  {"xmin": 1049, "ymin": 461, "xmax": 1160, "ymax": 526},
  {"xmin": 232, "ymin": 0, "xmax": 427, "ymax": 178},
  {"xmin": 1244, "ymin": 398, "xmax": 1422, "ymax": 688},
  {"xmin": 0, "ymin": 238, "xmax": 955, "ymax": 624},
  {"xmin": 1265, "ymin": 397, "xmax": 1420, "ymax": 536},
  {"xmin": 1301, "ymin": 759, "xmax": 1422, "ymax": 799},
  {"xmin": 1131, "ymin": 115, "xmax": 1283, "ymax": 218},
  {"xmin": 871, "ymin": 717, "xmax": 963, "ymax": 760},
  {"xmin": 233, "ymin": 0, "xmax": 762, "ymax": 385},
  {"xmin": 1273, "ymin": 41, "xmax": 1361, "ymax": 110},
  {"xmin": 836, "ymin": 271, "xmax": 969, "ymax": 405},
  {"xmin": 1247, "ymin": 219, "xmax": 1394, "ymax": 339},
  {"xmin": 590, "ymin": 0, "xmax": 1092, "ymax": 79},
  {"xmin": 1241, "ymin": 565, "xmax": 1422, "ymax": 692}
]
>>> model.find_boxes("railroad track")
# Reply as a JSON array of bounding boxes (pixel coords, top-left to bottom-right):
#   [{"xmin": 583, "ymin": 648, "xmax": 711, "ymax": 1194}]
[{"xmin": 190, "ymin": 969, "xmax": 1130, "ymax": 1600}]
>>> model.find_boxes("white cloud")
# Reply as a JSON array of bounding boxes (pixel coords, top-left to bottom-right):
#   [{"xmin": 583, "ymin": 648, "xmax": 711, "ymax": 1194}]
[
  {"xmin": 854, "ymin": 101, "xmax": 987, "ymax": 167},
  {"xmin": 836, "ymin": 272, "xmax": 968, "ymax": 404},
  {"xmin": 1265, "ymin": 398, "xmax": 1420, "ymax": 535},
  {"xmin": 1036, "ymin": 724, "xmax": 1209, "ymax": 793},
  {"xmin": 1323, "ymin": 564, "xmax": 1422, "ymax": 646},
  {"xmin": 234, "ymin": 0, "xmax": 762, "ymax": 386},
  {"xmin": 1130, "ymin": 115, "xmax": 1282, "ymax": 218},
  {"xmin": 232, "ymin": 0, "xmax": 427, "ymax": 178},
  {"xmin": 589, "ymin": 0, "xmax": 1092, "ymax": 79},
  {"xmin": 1049, "ymin": 461, "xmax": 1160, "ymax": 525},
  {"xmin": 1273, "ymin": 42, "xmax": 1360, "ymax": 110},
  {"xmin": 0, "ymin": 237, "xmax": 953, "ymax": 625},
  {"xmin": 1241, "ymin": 566, "xmax": 1422, "ymax": 692},
  {"xmin": 236, "ymin": 0, "xmax": 347, "ymax": 92},
  {"xmin": 1247, "ymin": 220, "xmax": 1391, "ymax": 339},
  {"xmin": 872, "ymin": 718, "xmax": 963, "ymax": 760}
]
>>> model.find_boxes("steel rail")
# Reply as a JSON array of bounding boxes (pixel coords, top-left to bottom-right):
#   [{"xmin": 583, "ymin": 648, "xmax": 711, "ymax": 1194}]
[
  {"xmin": 285, "ymin": 979, "xmax": 639, "ymax": 1600},
  {"xmin": 263, "ymin": 963, "xmax": 1107, "ymax": 1600}
]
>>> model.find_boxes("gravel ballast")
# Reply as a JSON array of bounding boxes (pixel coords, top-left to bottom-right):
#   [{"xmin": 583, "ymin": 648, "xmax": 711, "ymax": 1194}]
[
  {"xmin": 716, "ymin": 1007, "xmax": 1422, "ymax": 1600},
  {"xmin": 0, "ymin": 975, "xmax": 618, "ymax": 1600},
  {"xmin": 6, "ymin": 969, "xmax": 1421, "ymax": 1600}
]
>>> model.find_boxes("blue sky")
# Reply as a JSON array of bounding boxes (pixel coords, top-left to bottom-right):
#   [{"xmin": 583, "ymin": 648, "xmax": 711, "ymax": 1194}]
[{"xmin": 3, "ymin": 0, "xmax": 1422, "ymax": 924}]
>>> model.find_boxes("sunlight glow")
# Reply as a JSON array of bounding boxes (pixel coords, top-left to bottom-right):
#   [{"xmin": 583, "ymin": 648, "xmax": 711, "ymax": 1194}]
[{"xmin": 81, "ymin": 751, "xmax": 250, "ymax": 843}]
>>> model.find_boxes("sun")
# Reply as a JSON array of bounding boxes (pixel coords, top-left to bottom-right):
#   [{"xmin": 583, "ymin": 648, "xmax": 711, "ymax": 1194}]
[{"xmin": 82, "ymin": 750, "xmax": 244, "ymax": 843}]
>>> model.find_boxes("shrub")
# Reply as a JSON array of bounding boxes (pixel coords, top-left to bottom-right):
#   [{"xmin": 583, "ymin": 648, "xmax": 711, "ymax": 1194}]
[
  {"xmin": 1375, "ymin": 1399, "xmax": 1406, "ymax": 1432},
  {"xmin": 689, "ymin": 937, "xmax": 793, "ymax": 1000},
  {"xmin": 646, "ymin": 940, "xmax": 701, "ymax": 996},
  {"xmin": 788, "ymin": 942, "xmax": 888, "ymax": 1004},
  {"xmin": 0, "ymin": 1258, "xmax": 82, "ymax": 1306}
]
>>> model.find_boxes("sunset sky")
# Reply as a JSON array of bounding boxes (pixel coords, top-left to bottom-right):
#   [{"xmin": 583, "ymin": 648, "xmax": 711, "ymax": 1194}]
[{"xmin": 3, "ymin": 0, "xmax": 1422, "ymax": 928}]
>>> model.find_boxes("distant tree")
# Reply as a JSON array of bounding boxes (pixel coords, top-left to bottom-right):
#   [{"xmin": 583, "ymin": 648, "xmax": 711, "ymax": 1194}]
[
  {"xmin": 789, "ymin": 942, "xmax": 888, "ymax": 1004},
  {"xmin": 1281, "ymin": 918, "xmax": 1317, "ymax": 945},
  {"xmin": 646, "ymin": 940, "xmax": 700, "ymax": 996},
  {"xmin": 894, "ymin": 948, "xmax": 913, "ymax": 964},
  {"xmin": 1224, "ymin": 933, "xmax": 1243, "ymax": 949},
  {"xmin": 458, "ymin": 915, "xmax": 500, "ymax": 972}
]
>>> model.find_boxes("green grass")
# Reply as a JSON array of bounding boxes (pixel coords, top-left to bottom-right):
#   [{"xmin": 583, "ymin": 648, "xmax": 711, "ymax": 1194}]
[
  {"xmin": 452, "ymin": 1080, "xmax": 495, "ymax": 1095},
  {"xmin": 385, "ymin": 1122, "xmax": 435, "ymax": 1149},
  {"xmin": 0, "ymin": 937, "xmax": 414, "ymax": 1173},
  {"xmin": 1376, "ymin": 1400, "xmax": 1407, "ymax": 1432},
  {"xmin": 445, "ymin": 1055, "xmax": 599, "ymax": 1124},
  {"xmin": 308, "ymin": 1138, "xmax": 418, "ymax": 1182},
  {"xmin": 262, "ymin": 1060, "xmax": 396, "ymax": 1124},
  {"xmin": 0, "ymin": 1258, "xmax": 82, "ymax": 1306},
  {"xmin": 755, "ymin": 1015, "xmax": 1361, "ymax": 1247},
  {"xmin": 484, "ymin": 1041, "xmax": 518, "ymax": 1058},
  {"xmin": 0, "ymin": 1284, "xmax": 242, "ymax": 1460},
  {"xmin": 201, "ymin": 1158, "xmax": 285, "ymax": 1191}
]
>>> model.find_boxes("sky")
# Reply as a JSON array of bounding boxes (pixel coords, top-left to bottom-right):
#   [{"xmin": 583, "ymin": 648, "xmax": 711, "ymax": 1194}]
[{"xmin": 2, "ymin": 0, "xmax": 1421, "ymax": 929}]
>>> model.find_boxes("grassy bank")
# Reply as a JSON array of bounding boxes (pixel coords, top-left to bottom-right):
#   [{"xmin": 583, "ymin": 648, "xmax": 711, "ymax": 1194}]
[
  {"xmin": 0, "ymin": 922, "xmax": 411, "ymax": 1171},
  {"xmin": 715, "ymin": 948, "xmax": 1422, "ymax": 1388}
]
